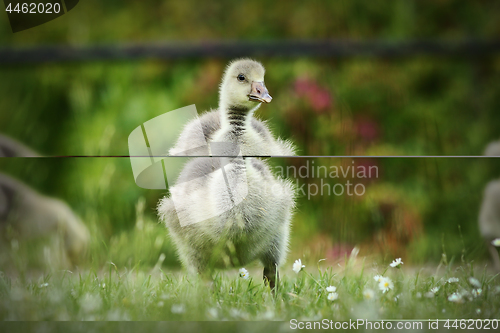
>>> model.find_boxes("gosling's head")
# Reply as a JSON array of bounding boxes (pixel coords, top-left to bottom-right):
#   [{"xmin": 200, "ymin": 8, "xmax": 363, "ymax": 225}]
[{"xmin": 219, "ymin": 59, "xmax": 272, "ymax": 110}]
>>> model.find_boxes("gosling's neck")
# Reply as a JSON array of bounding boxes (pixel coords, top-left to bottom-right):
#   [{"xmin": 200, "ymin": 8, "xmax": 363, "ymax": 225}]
[{"xmin": 220, "ymin": 101, "xmax": 260, "ymax": 137}]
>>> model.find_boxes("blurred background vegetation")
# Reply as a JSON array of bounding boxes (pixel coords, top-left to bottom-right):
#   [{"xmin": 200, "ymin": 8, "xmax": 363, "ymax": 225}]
[{"xmin": 0, "ymin": 0, "xmax": 499, "ymax": 271}]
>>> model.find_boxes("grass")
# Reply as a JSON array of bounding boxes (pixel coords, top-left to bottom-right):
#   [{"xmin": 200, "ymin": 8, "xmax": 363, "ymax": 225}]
[{"xmin": 1, "ymin": 254, "xmax": 499, "ymax": 321}]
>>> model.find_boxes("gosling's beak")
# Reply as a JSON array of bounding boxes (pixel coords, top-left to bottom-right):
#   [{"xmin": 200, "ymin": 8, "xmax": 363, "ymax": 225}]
[{"xmin": 248, "ymin": 81, "xmax": 272, "ymax": 103}]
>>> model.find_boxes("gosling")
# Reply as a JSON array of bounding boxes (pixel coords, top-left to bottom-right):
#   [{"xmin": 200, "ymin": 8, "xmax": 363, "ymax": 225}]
[
  {"xmin": 158, "ymin": 59, "xmax": 295, "ymax": 289},
  {"xmin": 0, "ymin": 173, "xmax": 90, "ymax": 268},
  {"xmin": 479, "ymin": 140, "xmax": 500, "ymax": 271},
  {"xmin": 0, "ymin": 135, "xmax": 89, "ymax": 269}
]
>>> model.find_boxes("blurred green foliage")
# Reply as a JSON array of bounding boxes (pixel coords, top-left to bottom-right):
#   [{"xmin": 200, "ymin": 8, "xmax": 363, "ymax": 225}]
[
  {"xmin": 1, "ymin": 0, "xmax": 500, "ymax": 43},
  {"xmin": 0, "ymin": 1, "xmax": 499, "ymax": 268}
]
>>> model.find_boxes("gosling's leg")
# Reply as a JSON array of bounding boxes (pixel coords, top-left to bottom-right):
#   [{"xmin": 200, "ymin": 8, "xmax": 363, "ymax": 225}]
[
  {"xmin": 261, "ymin": 230, "xmax": 289, "ymax": 293},
  {"xmin": 263, "ymin": 264, "xmax": 279, "ymax": 291}
]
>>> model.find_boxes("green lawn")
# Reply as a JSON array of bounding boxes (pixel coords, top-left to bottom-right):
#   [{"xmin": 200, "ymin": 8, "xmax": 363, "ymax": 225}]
[{"xmin": 1, "ymin": 256, "xmax": 499, "ymax": 322}]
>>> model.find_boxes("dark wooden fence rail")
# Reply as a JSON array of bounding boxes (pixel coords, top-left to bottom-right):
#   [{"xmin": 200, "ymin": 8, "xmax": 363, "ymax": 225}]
[{"xmin": 0, "ymin": 39, "xmax": 499, "ymax": 64}]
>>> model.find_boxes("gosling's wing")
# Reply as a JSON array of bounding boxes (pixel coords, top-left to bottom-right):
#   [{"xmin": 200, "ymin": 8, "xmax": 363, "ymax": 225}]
[
  {"xmin": 251, "ymin": 118, "xmax": 296, "ymax": 156},
  {"xmin": 168, "ymin": 110, "xmax": 221, "ymax": 156}
]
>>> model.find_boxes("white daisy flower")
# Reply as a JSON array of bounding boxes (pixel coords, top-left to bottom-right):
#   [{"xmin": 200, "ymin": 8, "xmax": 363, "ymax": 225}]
[
  {"xmin": 327, "ymin": 292, "xmax": 338, "ymax": 301},
  {"xmin": 389, "ymin": 258, "xmax": 403, "ymax": 268},
  {"xmin": 468, "ymin": 277, "xmax": 481, "ymax": 288},
  {"xmin": 472, "ymin": 288, "xmax": 482, "ymax": 297},
  {"xmin": 378, "ymin": 277, "xmax": 394, "ymax": 293},
  {"xmin": 373, "ymin": 275, "xmax": 383, "ymax": 282},
  {"xmin": 363, "ymin": 289, "xmax": 375, "ymax": 300},
  {"xmin": 239, "ymin": 268, "xmax": 249, "ymax": 279},
  {"xmin": 492, "ymin": 238, "xmax": 500, "ymax": 247},
  {"xmin": 326, "ymin": 286, "xmax": 337, "ymax": 293},
  {"xmin": 292, "ymin": 259, "xmax": 305, "ymax": 273},
  {"xmin": 447, "ymin": 277, "xmax": 459, "ymax": 283},
  {"xmin": 448, "ymin": 293, "xmax": 463, "ymax": 303},
  {"xmin": 430, "ymin": 287, "xmax": 439, "ymax": 294}
]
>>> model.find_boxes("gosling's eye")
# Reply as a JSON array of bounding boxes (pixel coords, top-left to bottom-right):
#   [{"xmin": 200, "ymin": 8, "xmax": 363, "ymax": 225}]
[{"xmin": 237, "ymin": 74, "xmax": 246, "ymax": 82}]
